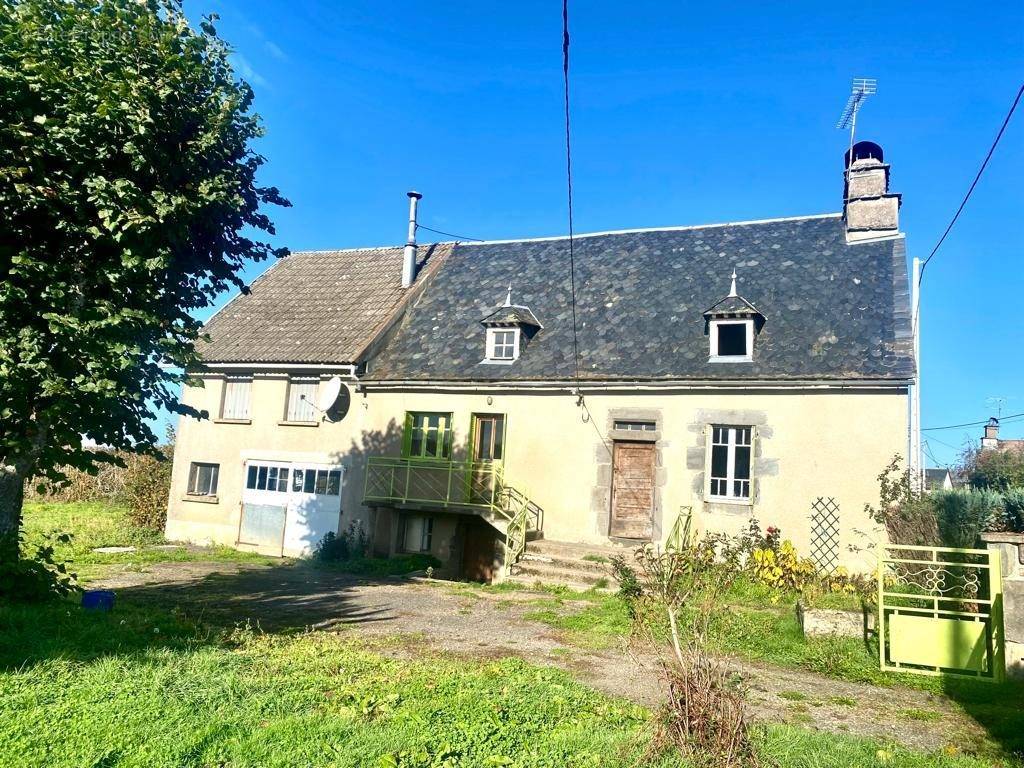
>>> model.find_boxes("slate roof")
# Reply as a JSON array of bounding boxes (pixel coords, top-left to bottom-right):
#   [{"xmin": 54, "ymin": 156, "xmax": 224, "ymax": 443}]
[
  {"xmin": 199, "ymin": 243, "xmax": 452, "ymax": 364},
  {"xmin": 366, "ymin": 215, "xmax": 915, "ymax": 382},
  {"xmin": 925, "ymin": 468, "xmax": 952, "ymax": 490}
]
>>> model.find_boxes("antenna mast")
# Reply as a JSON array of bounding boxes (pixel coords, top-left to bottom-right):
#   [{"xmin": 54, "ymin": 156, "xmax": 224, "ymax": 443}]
[{"xmin": 836, "ymin": 77, "xmax": 877, "ymax": 170}]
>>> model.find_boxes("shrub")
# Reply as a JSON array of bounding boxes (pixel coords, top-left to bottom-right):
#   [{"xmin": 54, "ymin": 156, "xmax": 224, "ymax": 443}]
[
  {"xmin": 749, "ymin": 540, "xmax": 817, "ymax": 592},
  {"xmin": 932, "ymin": 488, "xmax": 1002, "ymax": 548},
  {"xmin": 999, "ymin": 488, "xmax": 1024, "ymax": 533},
  {"xmin": 316, "ymin": 522, "xmax": 368, "ymax": 562},
  {"xmin": 120, "ymin": 447, "xmax": 174, "ymax": 531},
  {"xmin": 864, "ymin": 455, "xmax": 939, "ymax": 547}
]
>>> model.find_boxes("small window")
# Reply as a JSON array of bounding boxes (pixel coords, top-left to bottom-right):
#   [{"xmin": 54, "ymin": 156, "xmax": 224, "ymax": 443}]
[
  {"xmin": 286, "ymin": 378, "xmax": 319, "ymax": 422},
  {"xmin": 708, "ymin": 426, "xmax": 753, "ymax": 502},
  {"xmin": 187, "ymin": 462, "xmax": 219, "ymax": 496},
  {"xmin": 220, "ymin": 377, "xmax": 252, "ymax": 420},
  {"xmin": 709, "ymin": 320, "xmax": 754, "ymax": 362},
  {"xmin": 402, "ymin": 514, "xmax": 433, "ymax": 553},
  {"xmin": 485, "ymin": 327, "xmax": 519, "ymax": 362},
  {"xmin": 613, "ymin": 420, "xmax": 656, "ymax": 432}
]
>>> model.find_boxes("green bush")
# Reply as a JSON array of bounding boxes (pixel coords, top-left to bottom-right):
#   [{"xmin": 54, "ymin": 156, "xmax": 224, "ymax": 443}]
[
  {"xmin": 932, "ymin": 488, "xmax": 1002, "ymax": 548},
  {"xmin": 120, "ymin": 448, "xmax": 173, "ymax": 531},
  {"xmin": 992, "ymin": 488, "xmax": 1024, "ymax": 533},
  {"xmin": 315, "ymin": 522, "xmax": 368, "ymax": 562},
  {"xmin": 964, "ymin": 446, "xmax": 1024, "ymax": 491}
]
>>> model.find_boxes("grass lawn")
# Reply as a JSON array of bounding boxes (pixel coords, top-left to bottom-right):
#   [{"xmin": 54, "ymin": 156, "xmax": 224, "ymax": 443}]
[
  {"xmin": 0, "ymin": 599, "xmax": 1003, "ymax": 768},
  {"xmin": 21, "ymin": 501, "xmax": 277, "ymax": 580},
  {"xmin": 7, "ymin": 502, "xmax": 1023, "ymax": 766},
  {"xmin": 460, "ymin": 579, "xmax": 1024, "ymax": 763}
]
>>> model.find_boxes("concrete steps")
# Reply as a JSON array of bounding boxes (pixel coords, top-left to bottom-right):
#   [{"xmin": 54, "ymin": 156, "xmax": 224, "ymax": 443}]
[{"xmin": 505, "ymin": 538, "xmax": 638, "ymax": 591}]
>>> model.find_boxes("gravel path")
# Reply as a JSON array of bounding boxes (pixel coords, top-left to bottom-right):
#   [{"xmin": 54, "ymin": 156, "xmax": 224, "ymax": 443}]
[{"xmin": 94, "ymin": 560, "xmax": 987, "ymax": 754}]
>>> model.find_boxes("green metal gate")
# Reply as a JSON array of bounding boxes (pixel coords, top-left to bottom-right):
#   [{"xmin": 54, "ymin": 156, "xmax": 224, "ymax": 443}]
[{"xmin": 878, "ymin": 545, "xmax": 1005, "ymax": 682}]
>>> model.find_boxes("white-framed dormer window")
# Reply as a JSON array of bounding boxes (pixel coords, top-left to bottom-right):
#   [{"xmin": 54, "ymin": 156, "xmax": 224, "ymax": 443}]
[
  {"xmin": 709, "ymin": 319, "xmax": 754, "ymax": 362},
  {"xmin": 485, "ymin": 327, "xmax": 520, "ymax": 363},
  {"xmin": 706, "ymin": 425, "xmax": 753, "ymax": 503}
]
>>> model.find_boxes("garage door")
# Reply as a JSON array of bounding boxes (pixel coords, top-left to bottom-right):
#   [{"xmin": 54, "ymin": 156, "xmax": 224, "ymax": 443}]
[{"xmin": 238, "ymin": 461, "xmax": 344, "ymax": 557}]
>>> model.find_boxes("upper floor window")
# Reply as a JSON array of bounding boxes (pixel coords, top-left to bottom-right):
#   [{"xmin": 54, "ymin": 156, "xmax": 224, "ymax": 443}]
[
  {"xmin": 708, "ymin": 425, "xmax": 752, "ymax": 502},
  {"xmin": 613, "ymin": 420, "xmax": 656, "ymax": 432},
  {"xmin": 709, "ymin": 319, "xmax": 754, "ymax": 363},
  {"xmin": 285, "ymin": 378, "xmax": 318, "ymax": 422},
  {"xmin": 486, "ymin": 328, "xmax": 520, "ymax": 362},
  {"xmin": 404, "ymin": 412, "xmax": 453, "ymax": 459},
  {"xmin": 220, "ymin": 377, "xmax": 252, "ymax": 420},
  {"xmin": 187, "ymin": 462, "xmax": 219, "ymax": 496}
]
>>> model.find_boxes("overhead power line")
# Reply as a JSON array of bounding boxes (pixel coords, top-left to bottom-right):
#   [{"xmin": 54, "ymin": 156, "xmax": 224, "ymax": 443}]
[
  {"xmin": 415, "ymin": 223, "xmax": 483, "ymax": 242},
  {"xmin": 922, "ymin": 411, "xmax": 1024, "ymax": 432},
  {"xmin": 919, "ymin": 82, "xmax": 1024, "ymax": 283}
]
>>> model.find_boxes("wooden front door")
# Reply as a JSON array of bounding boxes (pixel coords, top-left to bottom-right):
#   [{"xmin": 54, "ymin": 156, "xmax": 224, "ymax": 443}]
[{"xmin": 610, "ymin": 441, "xmax": 655, "ymax": 539}]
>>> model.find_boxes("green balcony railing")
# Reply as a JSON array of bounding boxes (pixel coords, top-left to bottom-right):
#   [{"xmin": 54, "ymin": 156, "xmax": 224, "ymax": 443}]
[{"xmin": 363, "ymin": 456, "xmax": 506, "ymax": 514}]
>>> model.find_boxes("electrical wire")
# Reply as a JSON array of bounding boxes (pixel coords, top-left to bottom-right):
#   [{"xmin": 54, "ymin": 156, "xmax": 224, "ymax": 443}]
[
  {"xmin": 415, "ymin": 224, "xmax": 483, "ymax": 242},
  {"xmin": 918, "ymin": 83, "xmax": 1024, "ymax": 282},
  {"xmin": 922, "ymin": 411, "xmax": 1024, "ymax": 432}
]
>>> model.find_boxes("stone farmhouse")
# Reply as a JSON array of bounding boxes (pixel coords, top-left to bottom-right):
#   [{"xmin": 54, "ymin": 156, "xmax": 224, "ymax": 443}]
[{"xmin": 166, "ymin": 140, "xmax": 914, "ymax": 581}]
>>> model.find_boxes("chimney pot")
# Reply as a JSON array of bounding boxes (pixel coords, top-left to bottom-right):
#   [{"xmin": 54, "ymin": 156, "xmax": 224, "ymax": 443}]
[{"xmin": 401, "ymin": 191, "xmax": 422, "ymax": 288}]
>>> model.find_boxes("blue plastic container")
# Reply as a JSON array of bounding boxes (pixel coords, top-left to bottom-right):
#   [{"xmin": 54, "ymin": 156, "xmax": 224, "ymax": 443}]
[{"xmin": 81, "ymin": 590, "xmax": 115, "ymax": 611}]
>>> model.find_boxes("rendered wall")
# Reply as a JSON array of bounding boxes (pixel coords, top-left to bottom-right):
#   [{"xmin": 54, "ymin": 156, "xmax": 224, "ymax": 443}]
[{"xmin": 166, "ymin": 375, "xmax": 906, "ymax": 571}]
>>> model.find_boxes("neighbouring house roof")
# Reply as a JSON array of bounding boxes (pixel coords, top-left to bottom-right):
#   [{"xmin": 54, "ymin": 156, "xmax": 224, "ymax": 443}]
[
  {"xmin": 366, "ymin": 215, "xmax": 915, "ymax": 382},
  {"xmin": 925, "ymin": 468, "xmax": 952, "ymax": 490},
  {"xmin": 198, "ymin": 243, "xmax": 452, "ymax": 364}
]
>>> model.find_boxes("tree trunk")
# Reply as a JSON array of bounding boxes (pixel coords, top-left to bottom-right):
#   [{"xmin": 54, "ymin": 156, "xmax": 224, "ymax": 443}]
[{"xmin": 0, "ymin": 466, "xmax": 26, "ymax": 564}]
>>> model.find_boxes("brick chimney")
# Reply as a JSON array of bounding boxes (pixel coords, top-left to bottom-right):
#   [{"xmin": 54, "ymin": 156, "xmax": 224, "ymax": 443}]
[
  {"xmin": 982, "ymin": 417, "xmax": 1001, "ymax": 450},
  {"xmin": 843, "ymin": 141, "xmax": 901, "ymax": 242}
]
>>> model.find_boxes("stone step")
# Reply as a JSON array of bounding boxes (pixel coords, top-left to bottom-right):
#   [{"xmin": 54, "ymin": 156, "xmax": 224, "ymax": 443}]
[
  {"xmin": 503, "ymin": 572, "xmax": 616, "ymax": 593},
  {"xmin": 510, "ymin": 559, "xmax": 617, "ymax": 587},
  {"xmin": 524, "ymin": 538, "xmax": 637, "ymax": 562},
  {"xmin": 519, "ymin": 551, "xmax": 611, "ymax": 574}
]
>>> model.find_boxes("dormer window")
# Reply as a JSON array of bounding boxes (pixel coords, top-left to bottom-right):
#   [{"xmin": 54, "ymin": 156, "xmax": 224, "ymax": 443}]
[
  {"xmin": 709, "ymin": 319, "xmax": 754, "ymax": 362},
  {"xmin": 486, "ymin": 328, "xmax": 520, "ymax": 362},
  {"xmin": 479, "ymin": 284, "xmax": 542, "ymax": 366},
  {"xmin": 703, "ymin": 269, "xmax": 764, "ymax": 365}
]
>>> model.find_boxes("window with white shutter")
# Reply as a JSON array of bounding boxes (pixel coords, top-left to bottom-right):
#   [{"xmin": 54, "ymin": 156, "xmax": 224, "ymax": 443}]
[
  {"xmin": 220, "ymin": 378, "xmax": 252, "ymax": 420},
  {"xmin": 285, "ymin": 378, "xmax": 318, "ymax": 422}
]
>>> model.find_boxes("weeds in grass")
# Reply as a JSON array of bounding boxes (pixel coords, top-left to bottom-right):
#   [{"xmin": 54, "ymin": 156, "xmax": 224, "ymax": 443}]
[
  {"xmin": 778, "ymin": 691, "xmax": 808, "ymax": 701},
  {"xmin": 899, "ymin": 708, "xmax": 943, "ymax": 722},
  {"xmin": 829, "ymin": 696, "xmax": 857, "ymax": 707},
  {"xmin": 582, "ymin": 554, "xmax": 608, "ymax": 564}
]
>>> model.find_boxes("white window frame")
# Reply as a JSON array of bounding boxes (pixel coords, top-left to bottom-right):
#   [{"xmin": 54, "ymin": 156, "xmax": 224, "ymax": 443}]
[
  {"xmin": 285, "ymin": 378, "xmax": 319, "ymax": 423},
  {"xmin": 708, "ymin": 319, "xmax": 754, "ymax": 363},
  {"xmin": 220, "ymin": 377, "xmax": 252, "ymax": 420},
  {"xmin": 484, "ymin": 327, "xmax": 520, "ymax": 363},
  {"xmin": 401, "ymin": 514, "xmax": 434, "ymax": 553},
  {"xmin": 705, "ymin": 425, "xmax": 754, "ymax": 504},
  {"xmin": 187, "ymin": 462, "xmax": 219, "ymax": 497}
]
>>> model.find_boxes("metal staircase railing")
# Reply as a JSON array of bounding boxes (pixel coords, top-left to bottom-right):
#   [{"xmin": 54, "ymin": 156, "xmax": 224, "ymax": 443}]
[{"xmin": 363, "ymin": 457, "xmax": 543, "ymax": 574}]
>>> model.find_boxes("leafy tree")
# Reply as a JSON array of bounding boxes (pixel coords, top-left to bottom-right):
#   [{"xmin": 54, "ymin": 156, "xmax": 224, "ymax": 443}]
[
  {"xmin": 959, "ymin": 445, "xmax": 1024, "ymax": 491},
  {"xmin": 0, "ymin": 0, "xmax": 289, "ymax": 562}
]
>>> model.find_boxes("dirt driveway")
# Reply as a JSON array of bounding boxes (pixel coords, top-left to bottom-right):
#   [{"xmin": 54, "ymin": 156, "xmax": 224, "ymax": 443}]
[{"xmin": 96, "ymin": 559, "xmax": 988, "ymax": 755}]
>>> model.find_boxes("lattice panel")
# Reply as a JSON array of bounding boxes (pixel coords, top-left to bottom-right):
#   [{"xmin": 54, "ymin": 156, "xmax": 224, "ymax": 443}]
[{"xmin": 809, "ymin": 497, "xmax": 840, "ymax": 572}]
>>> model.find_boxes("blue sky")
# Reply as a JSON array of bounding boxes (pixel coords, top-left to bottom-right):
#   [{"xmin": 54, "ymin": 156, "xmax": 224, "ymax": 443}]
[{"xmin": 171, "ymin": 0, "xmax": 1023, "ymax": 467}]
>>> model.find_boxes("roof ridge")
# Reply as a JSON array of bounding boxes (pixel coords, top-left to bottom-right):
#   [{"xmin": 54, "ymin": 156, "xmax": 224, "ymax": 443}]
[{"xmin": 457, "ymin": 212, "xmax": 842, "ymax": 247}]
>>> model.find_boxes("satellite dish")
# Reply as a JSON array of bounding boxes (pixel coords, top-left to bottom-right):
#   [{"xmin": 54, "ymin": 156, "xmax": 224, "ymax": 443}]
[{"xmin": 318, "ymin": 376, "xmax": 344, "ymax": 412}]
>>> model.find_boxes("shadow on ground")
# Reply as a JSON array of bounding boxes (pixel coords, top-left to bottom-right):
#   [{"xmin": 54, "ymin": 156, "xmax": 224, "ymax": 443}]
[
  {"xmin": 118, "ymin": 562, "xmax": 399, "ymax": 632},
  {"xmin": 0, "ymin": 561, "xmax": 410, "ymax": 671}
]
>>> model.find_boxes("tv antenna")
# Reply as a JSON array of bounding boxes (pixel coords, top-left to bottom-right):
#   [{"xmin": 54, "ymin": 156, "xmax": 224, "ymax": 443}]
[
  {"xmin": 986, "ymin": 396, "xmax": 1009, "ymax": 419},
  {"xmin": 836, "ymin": 77, "xmax": 877, "ymax": 170}
]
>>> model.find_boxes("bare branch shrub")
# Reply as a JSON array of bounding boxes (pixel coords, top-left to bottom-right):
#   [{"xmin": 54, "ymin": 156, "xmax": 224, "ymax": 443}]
[{"xmin": 611, "ymin": 530, "xmax": 758, "ymax": 768}]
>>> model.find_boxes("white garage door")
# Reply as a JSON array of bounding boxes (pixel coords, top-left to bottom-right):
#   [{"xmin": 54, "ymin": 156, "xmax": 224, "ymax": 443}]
[{"xmin": 238, "ymin": 460, "xmax": 344, "ymax": 557}]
